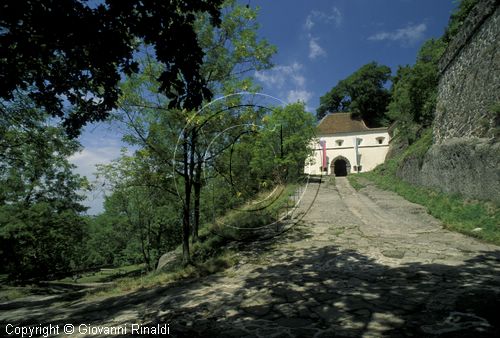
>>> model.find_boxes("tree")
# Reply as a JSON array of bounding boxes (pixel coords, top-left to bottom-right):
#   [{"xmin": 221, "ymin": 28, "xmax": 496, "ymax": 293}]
[
  {"xmin": 251, "ymin": 103, "xmax": 316, "ymax": 182},
  {"xmin": 443, "ymin": 0, "xmax": 478, "ymax": 43},
  {"xmin": 0, "ymin": 0, "xmax": 223, "ymax": 136},
  {"xmin": 209, "ymin": 103, "xmax": 315, "ymax": 206},
  {"xmin": 84, "ymin": 213, "xmax": 132, "ymax": 268},
  {"xmin": 386, "ymin": 0, "xmax": 478, "ymax": 144},
  {"xmin": 0, "ymin": 96, "xmax": 89, "ymax": 280},
  {"xmin": 317, "ymin": 62, "xmax": 391, "ymax": 127},
  {"xmin": 387, "ymin": 39, "xmax": 446, "ymax": 143},
  {"xmin": 113, "ymin": 0, "xmax": 275, "ymax": 263},
  {"xmin": 190, "ymin": 1, "xmax": 276, "ymax": 240},
  {"xmin": 95, "ymin": 151, "xmax": 182, "ymax": 270}
]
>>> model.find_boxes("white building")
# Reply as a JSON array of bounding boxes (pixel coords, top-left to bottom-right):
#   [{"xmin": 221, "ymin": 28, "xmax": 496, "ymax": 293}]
[{"xmin": 304, "ymin": 113, "xmax": 390, "ymax": 176}]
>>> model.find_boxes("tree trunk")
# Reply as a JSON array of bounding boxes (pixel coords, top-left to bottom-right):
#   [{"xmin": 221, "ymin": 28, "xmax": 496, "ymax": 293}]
[
  {"xmin": 154, "ymin": 222, "xmax": 164, "ymax": 270},
  {"xmin": 182, "ymin": 131, "xmax": 192, "ymax": 265},
  {"xmin": 192, "ymin": 158, "xmax": 202, "ymax": 242},
  {"xmin": 139, "ymin": 222, "xmax": 151, "ymax": 270},
  {"xmin": 182, "ymin": 202, "xmax": 191, "ymax": 264}
]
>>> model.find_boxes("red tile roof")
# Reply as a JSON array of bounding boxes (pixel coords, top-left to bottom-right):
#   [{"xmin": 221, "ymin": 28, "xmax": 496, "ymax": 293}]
[{"xmin": 317, "ymin": 113, "xmax": 387, "ymax": 134}]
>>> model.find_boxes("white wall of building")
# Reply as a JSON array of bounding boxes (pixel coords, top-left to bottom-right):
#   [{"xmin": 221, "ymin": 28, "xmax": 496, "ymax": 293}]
[{"xmin": 304, "ymin": 130, "xmax": 390, "ymax": 175}]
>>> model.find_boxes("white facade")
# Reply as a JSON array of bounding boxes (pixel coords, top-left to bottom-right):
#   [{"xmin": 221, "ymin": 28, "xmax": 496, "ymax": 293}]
[{"xmin": 304, "ymin": 114, "xmax": 390, "ymax": 176}]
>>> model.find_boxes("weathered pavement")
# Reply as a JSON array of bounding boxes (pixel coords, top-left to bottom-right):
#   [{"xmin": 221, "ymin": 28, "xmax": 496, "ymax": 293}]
[{"xmin": 1, "ymin": 177, "xmax": 500, "ymax": 337}]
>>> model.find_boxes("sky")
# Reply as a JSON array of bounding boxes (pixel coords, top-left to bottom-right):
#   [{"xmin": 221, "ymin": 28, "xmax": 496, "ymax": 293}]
[{"xmin": 70, "ymin": 0, "xmax": 458, "ymax": 215}]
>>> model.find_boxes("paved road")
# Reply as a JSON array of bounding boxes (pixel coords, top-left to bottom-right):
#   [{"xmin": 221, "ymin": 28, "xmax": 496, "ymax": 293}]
[{"xmin": 1, "ymin": 177, "xmax": 500, "ymax": 337}]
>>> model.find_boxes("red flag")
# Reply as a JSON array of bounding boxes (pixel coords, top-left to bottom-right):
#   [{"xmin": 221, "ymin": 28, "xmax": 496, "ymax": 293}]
[{"xmin": 319, "ymin": 140, "xmax": 326, "ymax": 171}]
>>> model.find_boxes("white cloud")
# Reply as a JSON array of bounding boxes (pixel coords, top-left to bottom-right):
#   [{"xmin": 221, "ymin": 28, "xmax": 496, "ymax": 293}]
[
  {"xmin": 304, "ymin": 16, "xmax": 315, "ymax": 30},
  {"xmin": 303, "ymin": 8, "xmax": 339, "ymax": 61},
  {"xmin": 304, "ymin": 7, "xmax": 342, "ymax": 31},
  {"xmin": 368, "ymin": 23, "xmax": 427, "ymax": 46},
  {"xmin": 308, "ymin": 36, "xmax": 326, "ymax": 59},
  {"xmin": 286, "ymin": 90, "xmax": 313, "ymax": 104},
  {"xmin": 69, "ymin": 146, "xmax": 121, "ymax": 178},
  {"xmin": 254, "ymin": 62, "xmax": 306, "ymax": 89},
  {"xmin": 69, "ymin": 139, "xmax": 124, "ymax": 215},
  {"xmin": 254, "ymin": 62, "xmax": 313, "ymax": 110}
]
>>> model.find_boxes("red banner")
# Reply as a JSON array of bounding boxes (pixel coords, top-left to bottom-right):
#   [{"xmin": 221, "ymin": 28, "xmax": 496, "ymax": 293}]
[{"xmin": 319, "ymin": 140, "xmax": 326, "ymax": 171}]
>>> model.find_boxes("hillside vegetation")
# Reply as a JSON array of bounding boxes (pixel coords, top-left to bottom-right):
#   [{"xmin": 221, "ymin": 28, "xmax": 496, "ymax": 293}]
[
  {"xmin": 349, "ymin": 132, "xmax": 500, "ymax": 245},
  {"xmin": 88, "ymin": 183, "xmax": 299, "ymax": 298}
]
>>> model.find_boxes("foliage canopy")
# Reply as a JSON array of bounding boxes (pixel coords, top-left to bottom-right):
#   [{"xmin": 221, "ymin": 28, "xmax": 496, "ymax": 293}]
[
  {"xmin": 317, "ymin": 62, "xmax": 391, "ymax": 127},
  {"xmin": 0, "ymin": 0, "xmax": 223, "ymax": 136}
]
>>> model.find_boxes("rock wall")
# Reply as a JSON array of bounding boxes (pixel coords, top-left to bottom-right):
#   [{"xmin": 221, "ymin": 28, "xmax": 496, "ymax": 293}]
[
  {"xmin": 398, "ymin": 139, "xmax": 500, "ymax": 200},
  {"xmin": 397, "ymin": 0, "xmax": 500, "ymax": 202},
  {"xmin": 434, "ymin": 0, "xmax": 499, "ymax": 142}
]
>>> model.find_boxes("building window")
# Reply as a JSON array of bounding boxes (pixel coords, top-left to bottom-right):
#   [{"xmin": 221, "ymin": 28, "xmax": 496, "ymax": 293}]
[
  {"xmin": 376, "ymin": 137, "xmax": 385, "ymax": 144},
  {"xmin": 336, "ymin": 140, "xmax": 343, "ymax": 146}
]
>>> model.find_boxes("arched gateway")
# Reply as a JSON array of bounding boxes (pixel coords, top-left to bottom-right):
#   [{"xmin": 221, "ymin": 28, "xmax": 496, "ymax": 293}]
[
  {"xmin": 331, "ymin": 156, "xmax": 351, "ymax": 176},
  {"xmin": 303, "ymin": 113, "xmax": 390, "ymax": 175}
]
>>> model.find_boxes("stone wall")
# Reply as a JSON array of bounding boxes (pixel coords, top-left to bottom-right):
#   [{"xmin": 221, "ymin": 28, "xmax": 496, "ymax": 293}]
[
  {"xmin": 396, "ymin": 0, "xmax": 500, "ymax": 202},
  {"xmin": 434, "ymin": 0, "xmax": 499, "ymax": 142},
  {"xmin": 398, "ymin": 139, "xmax": 500, "ymax": 200}
]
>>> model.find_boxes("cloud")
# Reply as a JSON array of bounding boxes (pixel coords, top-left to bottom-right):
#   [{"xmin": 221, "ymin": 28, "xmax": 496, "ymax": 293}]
[
  {"xmin": 254, "ymin": 62, "xmax": 306, "ymax": 89},
  {"xmin": 287, "ymin": 90, "xmax": 313, "ymax": 104},
  {"xmin": 304, "ymin": 15, "xmax": 315, "ymax": 30},
  {"xmin": 254, "ymin": 62, "xmax": 313, "ymax": 110},
  {"xmin": 69, "ymin": 137, "xmax": 124, "ymax": 214},
  {"xmin": 303, "ymin": 8, "xmax": 340, "ymax": 61},
  {"xmin": 69, "ymin": 146, "xmax": 121, "ymax": 178},
  {"xmin": 304, "ymin": 7, "xmax": 342, "ymax": 31},
  {"xmin": 308, "ymin": 36, "xmax": 326, "ymax": 59},
  {"xmin": 368, "ymin": 23, "xmax": 427, "ymax": 46}
]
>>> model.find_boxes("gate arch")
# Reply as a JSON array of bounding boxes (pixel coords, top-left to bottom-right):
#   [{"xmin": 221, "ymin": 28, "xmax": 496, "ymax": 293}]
[{"xmin": 330, "ymin": 156, "xmax": 351, "ymax": 176}]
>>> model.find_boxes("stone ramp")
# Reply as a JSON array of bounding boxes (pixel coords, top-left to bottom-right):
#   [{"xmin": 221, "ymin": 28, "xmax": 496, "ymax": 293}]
[
  {"xmin": 334, "ymin": 177, "xmax": 499, "ymax": 266},
  {"xmin": 1, "ymin": 178, "xmax": 499, "ymax": 337}
]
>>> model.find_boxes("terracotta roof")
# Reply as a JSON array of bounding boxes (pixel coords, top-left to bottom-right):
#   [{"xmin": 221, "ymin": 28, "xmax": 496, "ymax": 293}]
[{"xmin": 317, "ymin": 113, "xmax": 386, "ymax": 134}]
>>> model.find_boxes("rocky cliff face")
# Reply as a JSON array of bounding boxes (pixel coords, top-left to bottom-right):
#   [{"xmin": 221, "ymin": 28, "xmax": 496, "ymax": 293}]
[
  {"xmin": 398, "ymin": 138, "xmax": 500, "ymax": 200},
  {"xmin": 397, "ymin": 0, "xmax": 500, "ymax": 202}
]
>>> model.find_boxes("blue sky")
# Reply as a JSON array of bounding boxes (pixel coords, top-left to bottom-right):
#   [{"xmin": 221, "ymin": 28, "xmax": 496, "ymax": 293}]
[
  {"xmin": 71, "ymin": 0, "xmax": 457, "ymax": 214},
  {"xmin": 252, "ymin": 0, "xmax": 456, "ymax": 111}
]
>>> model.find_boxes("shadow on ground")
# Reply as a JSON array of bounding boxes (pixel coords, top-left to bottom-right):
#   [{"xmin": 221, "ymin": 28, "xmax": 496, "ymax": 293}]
[
  {"xmin": 2, "ymin": 243, "xmax": 499, "ymax": 337},
  {"xmin": 158, "ymin": 246, "xmax": 500, "ymax": 337}
]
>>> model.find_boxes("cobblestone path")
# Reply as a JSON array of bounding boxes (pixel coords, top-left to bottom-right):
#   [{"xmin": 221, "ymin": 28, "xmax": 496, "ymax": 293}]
[{"xmin": 1, "ymin": 177, "xmax": 499, "ymax": 337}]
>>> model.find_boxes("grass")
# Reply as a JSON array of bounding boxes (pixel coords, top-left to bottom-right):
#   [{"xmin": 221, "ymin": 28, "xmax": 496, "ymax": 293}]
[
  {"xmin": 89, "ymin": 251, "xmax": 240, "ymax": 299},
  {"xmin": 403, "ymin": 128, "xmax": 433, "ymax": 163},
  {"xmin": 210, "ymin": 184, "xmax": 298, "ymax": 238},
  {"xmin": 88, "ymin": 183, "xmax": 299, "ymax": 299},
  {"xmin": 0, "ymin": 285, "xmax": 35, "ymax": 302},
  {"xmin": 357, "ymin": 130, "xmax": 500, "ymax": 245},
  {"xmin": 56, "ymin": 264, "xmax": 146, "ymax": 284},
  {"xmin": 332, "ymin": 228, "xmax": 345, "ymax": 237},
  {"xmin": 347, "ymin": 175, "xmax": 365, "ymax": 191},
  {"xmin": 326, "ymin": 175, "xmax": 336, "ymax": 186},
  {"xmin": 0, "ymin": 264, "xmax": 147, "ymax": 302}
]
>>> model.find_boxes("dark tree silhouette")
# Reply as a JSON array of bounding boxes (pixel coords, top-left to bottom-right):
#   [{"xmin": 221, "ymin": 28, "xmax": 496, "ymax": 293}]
[{"xmin": 0, "ymin": 0, "xmax": 223, "ymax": 136}]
